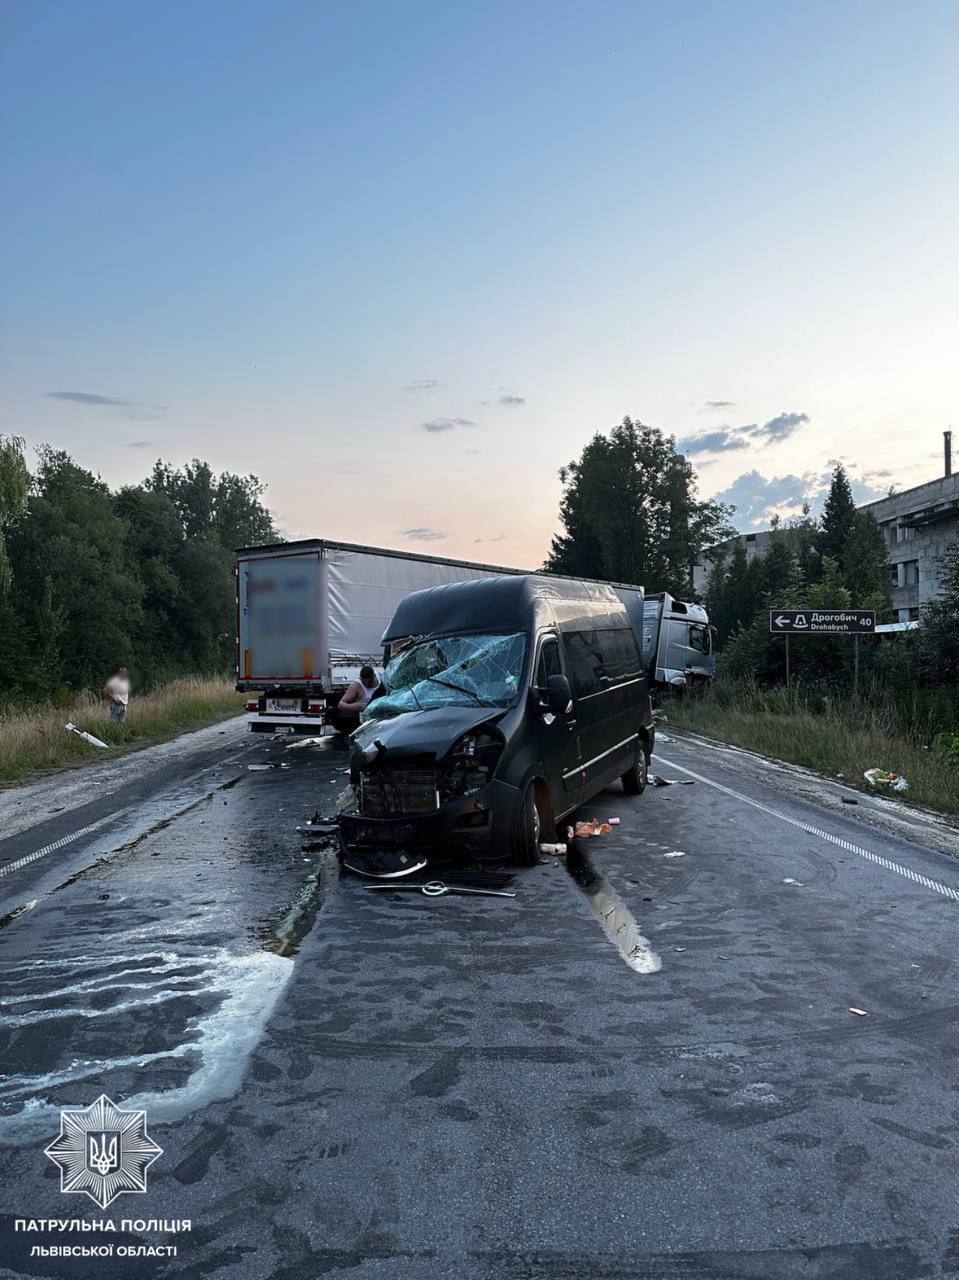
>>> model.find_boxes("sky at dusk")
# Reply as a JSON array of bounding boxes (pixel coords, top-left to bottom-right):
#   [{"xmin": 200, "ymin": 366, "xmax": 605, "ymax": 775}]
[{"xmin": 1, "ymin": 0, "xmax": 956, "ymax": 569}]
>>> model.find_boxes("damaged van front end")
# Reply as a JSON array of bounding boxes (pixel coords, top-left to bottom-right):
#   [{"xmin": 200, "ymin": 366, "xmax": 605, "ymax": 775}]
[
  {"xmin": 341, "ymin": 707, "xmax": 519, "ymax": 862},
  {"xmin": 339, "ymin": 629, "xmax": 529, "ymax": 866}
]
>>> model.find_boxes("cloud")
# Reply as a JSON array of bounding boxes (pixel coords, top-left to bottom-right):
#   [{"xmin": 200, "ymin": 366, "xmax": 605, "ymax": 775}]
[
  {"xmin": 678, "ymin": 409, "xmax": 810, "ymax": 456},
  {"xmin": 48, "ymin": 391, "xmax": 132, "ymax": 407},
  {"xmin": 48, "ymin": 390, "xmax": 167, "ymax": 421},
  {"xmin": 474, "ymin": 532, "xmax": 505, "ymax": 544},
  {"xmin": 404, "ymin": 379, "xmax": 441, "ymax": 392},
  {"xmin": 481, "ymin": 391, "xmax": 527, "ymax": 407},
  {"xmin": 711, "ymin": 470, "xmax": 821, "ymax": 528},
  {"xmin": 422, "ymin": 417, "xmax": 476, "ymax": 433},
  {"xmin": 702, "ymin": 400, "xmax": 735, "ymax": 410},
  {"xmin": 676, "ymin": 429, "xmax": 750, "ymax": 455},
  {"xmin": 753, "ymin": 410, "xmax": 809, "ymax": 443},
  {"xmin": 127, "ymin": 440, "xmax": 153, "ymax": 449},
  {"xmin": 400, "ymin": 527, "xmax": 446, "ymax": 541}
]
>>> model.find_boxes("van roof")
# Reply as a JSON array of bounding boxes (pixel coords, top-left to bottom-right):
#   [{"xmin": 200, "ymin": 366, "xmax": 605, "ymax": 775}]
[{"xmin": 382, "ymin": 574, "xmax": 625, "ymax": 642}]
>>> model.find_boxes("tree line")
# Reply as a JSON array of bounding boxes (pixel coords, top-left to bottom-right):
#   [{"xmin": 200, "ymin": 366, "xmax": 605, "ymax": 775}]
[
  {"xmin": 0, "ymin": 437, "xmax": 275, "ymax": 705},
  {"xmin": 2, "ymin": 420, "xmax": 955, "ymax": 721}
]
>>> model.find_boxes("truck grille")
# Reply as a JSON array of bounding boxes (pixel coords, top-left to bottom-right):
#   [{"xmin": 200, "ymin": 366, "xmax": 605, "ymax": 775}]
[{"xmin": 359, "ymin": 768, "xmax": 441, "ymax": 817}]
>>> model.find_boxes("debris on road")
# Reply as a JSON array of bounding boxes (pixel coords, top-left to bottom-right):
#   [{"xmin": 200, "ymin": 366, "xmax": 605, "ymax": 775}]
[
  {"xmin": 864, "ymin": 768, "xmax": 910, "ymax": 792},
  {"xmin": 285, "ymin": 736, "xmax": 327, "ymax": 750},
  {"xmin": 64, "ymin": 721, "xmax": 109, "ymax": 750},
  {"xmin": 362, "ymin": 879, "xmax": 516, "ymax": 899},
  {"xmin": 342, "ymin": 850, "xmax": 429, "ymax": 879},
  {"xmin": 782, "ymin": 878, "xmax": 804, "ymax": 886},
  {"xmin": 247, "ymin": 762, "xmax": 291, "ymax": 771},
  {"xmin": 574, "ymin": 820, "xmax": 613, "ymax": 838},
  {"xmin": 849, "ymin": 1007, "xmax": 869, "ymax": 1017},
  {"xmin": 607, "ymin": 817, "xmax": 621, "ymax": 825},
  {"xmin": 652, "ymin": 775, "xmax": 695, "ymax": 786},
  {"xmin": 841, "ymin": 796, "xmax": 859, "ymax": 805},
  {"xmin": 539, "ymin": 842, "xmax": 567, "ymax": 855},
  {"xmin": 663, "ymin": 850, "xmax": 686, "ymax": 858}
]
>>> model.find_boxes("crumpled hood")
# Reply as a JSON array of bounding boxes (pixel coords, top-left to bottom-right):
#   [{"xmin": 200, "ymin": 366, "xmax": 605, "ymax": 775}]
[{"xmin": 352, "ymin": 706, "xmax": 505, "ymax": 764}]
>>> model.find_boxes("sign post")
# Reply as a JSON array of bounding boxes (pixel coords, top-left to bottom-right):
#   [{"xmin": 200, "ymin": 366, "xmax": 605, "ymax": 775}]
[{"xmin": 768, "ymin": 611, "xmax": 875, "ymax": 693}]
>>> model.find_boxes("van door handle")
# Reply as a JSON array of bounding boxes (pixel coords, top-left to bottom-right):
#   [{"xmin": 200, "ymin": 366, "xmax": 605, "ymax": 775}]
[{"xmin": 566, "ymin": 719, "xmax": 578, "ymax": 732}]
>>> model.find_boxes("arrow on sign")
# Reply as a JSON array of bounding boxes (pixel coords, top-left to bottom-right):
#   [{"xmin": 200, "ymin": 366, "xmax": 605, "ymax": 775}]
[{"xmin": 774, "ymin": 615, "xmax": 789, "ymax": 628}]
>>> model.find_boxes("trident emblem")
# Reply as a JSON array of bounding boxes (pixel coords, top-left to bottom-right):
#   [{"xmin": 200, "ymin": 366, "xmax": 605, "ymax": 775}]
[{"xmin": 87, "ymin": 1133, "xmax": 119, "ymax": 1175}]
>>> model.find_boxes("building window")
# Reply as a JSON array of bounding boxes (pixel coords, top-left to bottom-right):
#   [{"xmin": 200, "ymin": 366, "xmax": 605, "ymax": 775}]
[
  {"xmin": 903, "ymin": 559, "xmax": 920, "ymax": 586},
  {"xmin": 908, "ymin": 608, "xmax": 920, "ymax": 621},
  {"xmin": 888, "ymin": 564, "xmax": 900, "ymax": 588}
]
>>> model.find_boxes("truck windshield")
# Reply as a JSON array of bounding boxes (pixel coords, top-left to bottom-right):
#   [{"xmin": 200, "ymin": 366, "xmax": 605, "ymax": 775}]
[{"xmin": 365, "ymin": 633, "xmax": 527, "ymax": 719}]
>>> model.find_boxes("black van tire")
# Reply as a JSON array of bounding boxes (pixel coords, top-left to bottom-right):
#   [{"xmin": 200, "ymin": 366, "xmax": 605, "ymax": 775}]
[
  {"xmin": 512, "ymin": 783, "xmax": 542, "ymax": 866},
  {"xmin": 621, "ymin": 750, "xmax": 648, "ymax": 796}
]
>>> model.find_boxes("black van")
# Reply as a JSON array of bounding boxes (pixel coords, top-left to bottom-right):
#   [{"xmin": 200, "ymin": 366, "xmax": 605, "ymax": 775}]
[{"xmin": 339, "ymin": 574, "xmax": 655, "ymax": 866}]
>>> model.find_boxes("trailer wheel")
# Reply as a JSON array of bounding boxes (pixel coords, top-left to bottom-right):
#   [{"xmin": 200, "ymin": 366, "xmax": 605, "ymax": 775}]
[
  {"xmin": 621, "ymin": 749, "xmax": 648, "ymax": 796},
  {"xmin": 512, "ymin": 783, "xmax": 542, "ymax": 866}
]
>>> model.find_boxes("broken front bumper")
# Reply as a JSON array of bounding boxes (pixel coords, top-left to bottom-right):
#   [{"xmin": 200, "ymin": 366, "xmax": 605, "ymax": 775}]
[{"xmin": 339, "ymin": 778, "xmax": 520, "ymax": 862}]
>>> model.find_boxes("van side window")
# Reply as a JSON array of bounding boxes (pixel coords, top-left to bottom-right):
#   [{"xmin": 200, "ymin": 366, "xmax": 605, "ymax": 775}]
[
  {"xmin": 598, "ymin": 628, "xmax": 642, "ymax": 684},
  {"xmin": 563, "ymin": 627, "xmax": 640, "ymax": 696},
  {"xmin": 563, "ymin": 630, "xmax": 604, "ymax": 698},
  {"xmin": 535, "ymin": 638, "xmax": 561, "ymax": 688},
  {"xmin": 688, "ymin": 624, "xmax": 709, "ymax": 654}
]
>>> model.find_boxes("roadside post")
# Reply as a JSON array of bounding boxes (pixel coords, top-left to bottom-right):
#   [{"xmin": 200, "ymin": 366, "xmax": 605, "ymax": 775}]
[{"xmin": 768, "ymin": 610, "xmax": 876, "ymax": 694}]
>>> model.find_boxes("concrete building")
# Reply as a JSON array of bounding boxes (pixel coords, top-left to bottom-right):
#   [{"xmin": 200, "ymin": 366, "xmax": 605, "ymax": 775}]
[{"xmin": 694, "ymin": 432, "xmax": 958, "ymax": 622}]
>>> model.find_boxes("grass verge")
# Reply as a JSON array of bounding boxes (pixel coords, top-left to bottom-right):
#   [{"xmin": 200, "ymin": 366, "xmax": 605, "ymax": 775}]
[
  {"xmin": 666, "ymin": 684, "xmax": 959, "ymax": 816},
  {"xmin": 0, "ymin": 677, "xmax": 244, "ymax": 786}
]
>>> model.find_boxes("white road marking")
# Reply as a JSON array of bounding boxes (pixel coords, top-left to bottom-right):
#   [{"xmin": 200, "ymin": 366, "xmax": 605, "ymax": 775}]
[
  {"xmin": 655, "ymin": 753, "xmax": 959, "ymax": 903},
  {"xmin": 0, "ymin": 746, "xmax": 251, "ymax": 884},
  {"xmin": 0, "ymin": 808, "xmax": 131, "ymax": 880}
]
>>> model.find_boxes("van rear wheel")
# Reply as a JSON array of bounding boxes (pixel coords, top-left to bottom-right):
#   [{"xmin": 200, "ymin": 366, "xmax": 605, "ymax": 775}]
[
  {"xmin": 512, "ymin": 783, "xmax": 542, "ymax": 866},
  {"xmin": 621, "ymin": 750, "xmax": 648, "ymax": 796}
]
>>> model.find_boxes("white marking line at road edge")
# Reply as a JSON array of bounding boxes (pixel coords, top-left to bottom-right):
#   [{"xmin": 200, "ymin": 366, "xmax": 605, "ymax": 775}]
[
  {"xmin": 0, "ymin": 745, "xmax": 252, "ymax": 884},
  {"xmin": 0, "ymin": 808, "xmax": 132, "ymax": 880},
  {"xmin": 655, "ymin": 753, "xmax": 959, "ymax": 903}
]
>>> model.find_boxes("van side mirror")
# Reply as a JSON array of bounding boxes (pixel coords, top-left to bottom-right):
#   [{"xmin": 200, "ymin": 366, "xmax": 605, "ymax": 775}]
[{"xmin": 546, "ymin": 674, "xmax": 572, "ymax": 715}]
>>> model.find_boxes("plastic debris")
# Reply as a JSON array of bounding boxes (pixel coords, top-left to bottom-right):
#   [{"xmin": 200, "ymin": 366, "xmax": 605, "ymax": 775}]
[
  {"xmin": 841, "ymin": 796, "xmax": 859, "ymax": 805},
  {"xmin": 64, "ymin": 722, "xmax": 108, "ymax": 750},
  {"xmin": 574, "ymin": 820, "xmax": 613, "ymax": 838},
  {"xmin": 864, "ymin": 768, "xmax": 909, "ymax": 792},
  {"xmin": 652, "ymin": 776, "xmax": 695, "ymax": 787},
  {"xmin": 607, "ymin": 817, "xmax": 621, "ymax": 825},
  {"xmin": 663, "ymin": 850, "xmax": 686, "ymax": 859},
  {"xmin": 782, "ymin": 878, "xmax": 803, "ymax": 886},
  {"xmin": 285, "ymin": 736, "xmax": 327, "ymax": 749},
  {"xmin": 539, "ymin": 842, "xmax": 567, "ymax": 855},
  {"xmin": 247, "ymin": 763, "xmax": 272, "ymax": 771},
  {"xmin": 849, "ymin": 1007, "xmax": 868, "ymax": 1017}
]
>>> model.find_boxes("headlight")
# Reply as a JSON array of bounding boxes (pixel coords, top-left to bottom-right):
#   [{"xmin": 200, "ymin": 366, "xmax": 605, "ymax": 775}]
[{"xmin": 445, "ymin": 730, "xmax": 504, "ymax": 795}]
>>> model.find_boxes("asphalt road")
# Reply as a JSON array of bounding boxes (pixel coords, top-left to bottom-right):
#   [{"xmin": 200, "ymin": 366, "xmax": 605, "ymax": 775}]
[{"xmin": 1, "ymin": 728, "xmax": 958, "ymax": 1278}]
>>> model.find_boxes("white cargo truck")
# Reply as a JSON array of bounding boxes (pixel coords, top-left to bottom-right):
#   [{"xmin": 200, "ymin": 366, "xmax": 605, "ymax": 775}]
[{"xmin": 236, "ymin": 539, "xmax": 520, "ymax": 733}]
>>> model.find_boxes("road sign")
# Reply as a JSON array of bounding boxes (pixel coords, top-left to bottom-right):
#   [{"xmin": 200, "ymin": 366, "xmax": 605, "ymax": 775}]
[{"xmin": 769, "ymin": 610, "xmax": 876, "ymax": 635}]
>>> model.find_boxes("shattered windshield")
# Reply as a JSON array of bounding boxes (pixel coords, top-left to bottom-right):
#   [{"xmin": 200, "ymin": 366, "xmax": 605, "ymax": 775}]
[{"xmin": 364, "ymin": 632, "xmax": 527, "ymax": 719}]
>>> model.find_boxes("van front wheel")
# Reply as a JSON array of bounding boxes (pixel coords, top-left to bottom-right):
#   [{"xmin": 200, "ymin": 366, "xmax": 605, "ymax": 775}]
[
  {"xmin": 512, "ymin": 783, "xmax": 542, "ymax": 866},
  {"xmin": 621, "ymin": 751, "xmax": 648, "ymax": 796}
]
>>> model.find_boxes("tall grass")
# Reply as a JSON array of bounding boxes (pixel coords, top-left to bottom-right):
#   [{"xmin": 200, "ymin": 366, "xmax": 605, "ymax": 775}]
[
  {"xmin": 666, "ymin": 678, "xmax": 959, "ymax": 816},
  {"xmin": 0, "ymin": 677, "xmax": 244, "ymax": 785}
]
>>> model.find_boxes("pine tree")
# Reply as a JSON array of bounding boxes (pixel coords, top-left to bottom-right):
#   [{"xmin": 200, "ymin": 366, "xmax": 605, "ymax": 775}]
[{"xmin": 820, "ymin": 464, "xmax": 857, "ymax": 563}]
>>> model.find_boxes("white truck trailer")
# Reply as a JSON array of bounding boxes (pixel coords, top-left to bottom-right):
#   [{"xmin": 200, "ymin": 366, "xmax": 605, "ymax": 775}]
[{"xmin": 235, "ymin": 539, "xmax": 520, "ymax": 733}]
